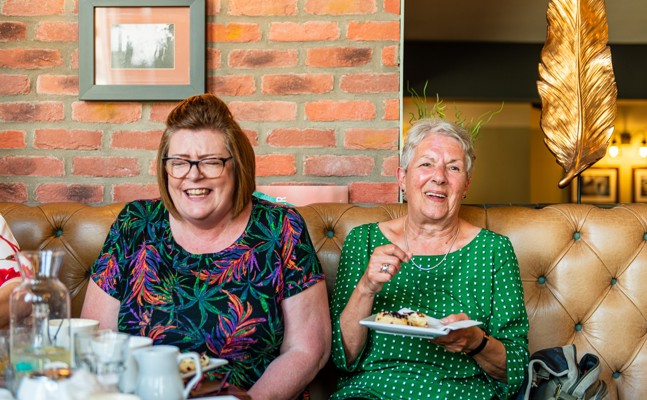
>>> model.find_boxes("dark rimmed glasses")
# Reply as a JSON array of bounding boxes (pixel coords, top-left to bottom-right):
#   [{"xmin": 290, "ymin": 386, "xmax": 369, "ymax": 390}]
[{"xmin": 162, "ymin": 157, "xmax": 232, "ymax": 179}]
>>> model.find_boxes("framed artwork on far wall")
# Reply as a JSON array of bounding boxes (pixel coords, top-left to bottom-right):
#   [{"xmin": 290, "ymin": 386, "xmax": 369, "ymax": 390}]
[
  {"xmin": 78, "ymin": 0, "xmax": 205, "ymax": 101},
  {"xmin": 632, "ymin": 167, "xmax": 647, "ymax": 202},
  {"xmin": 570, "ymin": 167, "xmax": 619, "ymax": 204}
]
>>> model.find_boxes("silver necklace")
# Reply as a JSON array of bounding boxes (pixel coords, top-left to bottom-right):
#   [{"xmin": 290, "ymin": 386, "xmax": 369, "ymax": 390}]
[{"xmin": 403, "ymin": 218, "xmax": 460, "ymax": 271}]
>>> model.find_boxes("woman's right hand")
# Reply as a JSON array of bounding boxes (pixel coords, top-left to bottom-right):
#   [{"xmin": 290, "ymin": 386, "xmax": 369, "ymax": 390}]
[
  {"xmin": 358, "ymin": 243, "xmax": 411, "ymax": 295},
  {"xmin": 339, "ymin": 243, "xmax": 411, "ymax": 364}
]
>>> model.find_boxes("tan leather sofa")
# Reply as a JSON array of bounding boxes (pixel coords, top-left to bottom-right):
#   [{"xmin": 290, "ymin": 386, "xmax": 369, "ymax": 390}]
[{"xmin": 1, "ymin": 201, "xmax": 644, "ymax": 400}]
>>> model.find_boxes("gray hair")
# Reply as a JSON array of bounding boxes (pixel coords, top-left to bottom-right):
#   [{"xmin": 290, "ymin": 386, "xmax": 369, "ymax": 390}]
[{"xmin": 400, "ymin": 118, "xmax": 476, "ymax": 176}]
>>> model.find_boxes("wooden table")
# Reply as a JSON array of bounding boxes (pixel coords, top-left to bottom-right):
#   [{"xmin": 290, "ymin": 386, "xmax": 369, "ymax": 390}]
[
  {"xmin": 214, "ymin": 386, "xmax": 251, "ymax": 399},
  {"xmin": 189, "ymin": 379, "xmax": 251, "ymax": 399}
]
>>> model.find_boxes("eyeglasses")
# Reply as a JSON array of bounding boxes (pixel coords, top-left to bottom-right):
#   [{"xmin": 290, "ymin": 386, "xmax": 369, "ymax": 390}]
[{"xmin": 162, "ymin": 157, "xmax": 232, "ymax": 179}]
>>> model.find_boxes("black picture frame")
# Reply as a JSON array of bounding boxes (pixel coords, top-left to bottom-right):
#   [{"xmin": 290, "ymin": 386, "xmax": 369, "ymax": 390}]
[
  {"xmin": 570, "ymin": 167, "xmax": 619, "ymax": 204},
  {"xmin": 632, "ymin": 167, "xmax": 647, "ymax": 202}
]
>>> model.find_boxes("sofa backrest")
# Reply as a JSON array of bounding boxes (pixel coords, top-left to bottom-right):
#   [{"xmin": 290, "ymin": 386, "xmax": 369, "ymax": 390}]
[
  {"xmin": 0, "ymin": 202, "xmax": 123, "ymax": 317},
  {"xmin": 299, "ymin": 203, "xmax": 646, "ymax": 400},
  {"xmin": 1, "ymin": 201, "xmax": 645, "ymax": 400}
]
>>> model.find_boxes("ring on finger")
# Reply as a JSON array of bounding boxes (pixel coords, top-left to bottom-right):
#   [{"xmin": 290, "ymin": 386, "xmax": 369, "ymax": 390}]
[{"xmin": 380, "ymin": 264, "xmax": 390, "ymax": 274}]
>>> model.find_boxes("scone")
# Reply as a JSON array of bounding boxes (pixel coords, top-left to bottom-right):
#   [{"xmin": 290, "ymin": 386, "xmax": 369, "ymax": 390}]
[
  {"xmin": 178, "ymin": 352, "xmax": 211, "ymax": 373},
  {"xmin": 200, "ymin": 353, "xmax": 210, "ymax": 367},
  {"xmin": 179, "ymin": 357, "xmax": 197, "ymax": 373},
  {"xmin": 375, "ymin": 310, "xmax": 429, "ymax": 327},
  {"xmin": 375, "ymin": 311, "xmax": 408, "ymax": 325},
  {"xmin": 405, "ymin": 311, "xmax": 428, "ymax": 327}
]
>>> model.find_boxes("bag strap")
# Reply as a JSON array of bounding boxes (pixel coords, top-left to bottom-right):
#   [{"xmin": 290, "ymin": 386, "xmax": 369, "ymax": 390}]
[
  {"xmin": 521, "ymin": 345, "xmax": 586, "ymax": 400},
  {"xmin": 566, "ymin": 353, "xmax": 607, "ymax": 399},
  {"xmin": 520, "ymin": 345, "xmax": 573, "ymax": 400}
]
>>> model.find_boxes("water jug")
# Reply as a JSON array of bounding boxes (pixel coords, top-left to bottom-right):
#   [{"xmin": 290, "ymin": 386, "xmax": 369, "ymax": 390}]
[{"xmin": 9, "ymin": 250, "xmax": 71, "ymax": 386}]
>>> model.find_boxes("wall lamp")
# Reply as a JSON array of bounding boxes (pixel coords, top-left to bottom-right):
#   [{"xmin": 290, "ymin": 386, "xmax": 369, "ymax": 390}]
[
  {"xmin": 608, "ymin": 131, "xmax": 630, "ymax": 158},
  {"xmin": 608, "ymin": 130, "xmax": 647, "ymax": 158},
  {"xmin": 609, "ymin": 137, "xmax": 619, "ymax": 157},
  {"xmin": 611, "ymin": 131, "xmax": 630, "ymax": 157}
]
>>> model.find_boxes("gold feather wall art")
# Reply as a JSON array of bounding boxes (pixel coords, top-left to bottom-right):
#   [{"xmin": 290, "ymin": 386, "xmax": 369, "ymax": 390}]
[{"xmin": 537, "ymin": 0, "xmax": 617, "ymax": 189}]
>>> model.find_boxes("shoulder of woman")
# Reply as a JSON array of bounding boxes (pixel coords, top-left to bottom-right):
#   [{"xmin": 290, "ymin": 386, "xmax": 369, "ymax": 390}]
[
  {"xmin": 350, "ymin": 221, "xmax": 380, "ymax": 234},
  {"xmin": 475, "ymin": 226, "xmax": 513, "ymax": 245},
  {"xmin": 122, "ymin": 198, "xmax": 162, "ymax": 212}
]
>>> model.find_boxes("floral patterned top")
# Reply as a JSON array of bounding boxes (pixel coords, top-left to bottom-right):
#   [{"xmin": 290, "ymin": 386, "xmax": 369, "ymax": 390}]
[
  {"xmin": 90, "ymin": 197, "xmax": 324, "ymax": 389},
  {"xmin": 0, "ymin": 214, "xmax": 20, "ymax": 286},
  {"xmin": 330, "ymin": 223, "xmax": 529, "ymax": 400}
]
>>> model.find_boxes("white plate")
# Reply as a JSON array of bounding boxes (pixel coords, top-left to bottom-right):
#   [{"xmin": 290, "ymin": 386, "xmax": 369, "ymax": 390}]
[
  {"xmin": 360, "ymin": 314, "xmax": 482, "ymax": 339},
  {"xmin": 180, "ymin": 357, "xmax": 228, "ymax": 380}
]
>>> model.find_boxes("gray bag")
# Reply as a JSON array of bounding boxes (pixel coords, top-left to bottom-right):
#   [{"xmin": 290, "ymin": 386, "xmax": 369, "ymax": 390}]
[{"xmin": 516, "ymin": 344, "xmax": 607, "ymax": 400}]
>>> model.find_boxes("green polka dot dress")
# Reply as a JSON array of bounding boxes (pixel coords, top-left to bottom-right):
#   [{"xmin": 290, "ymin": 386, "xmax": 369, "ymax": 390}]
[{"xmin": 330, "ymin": 223, "xmax": 529, "ymax": 400}]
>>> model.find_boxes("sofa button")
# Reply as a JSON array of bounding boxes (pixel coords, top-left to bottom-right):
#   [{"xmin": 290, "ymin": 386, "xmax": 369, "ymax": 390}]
[
  {"xmin": 611, "ymin": 277, "xmax": 617, "ymax": 285},
  {"xmin": 55, "ymin": 229, "xmax": 63, "ymax": 237},
  {"xmin": 613, "ymin": 371, "xmax": 621, "ymax": 379},
  {"xmin": 326, "ymin": 230, "xmax": 334, "ymax": 238},
  {"xmin": 644, "ymin": 233, "xmax": 647, "ymax": 241},
  {"xmin": 537, "ymin": 276, "xmax": 546, "ymax": 284},
  {"xmin": 575, "ymin": 323, "xmax": 582, "ymax": 331},
  {"xmin": 573, "ymin": 231, "xmax": 581, "ymax": 240}
]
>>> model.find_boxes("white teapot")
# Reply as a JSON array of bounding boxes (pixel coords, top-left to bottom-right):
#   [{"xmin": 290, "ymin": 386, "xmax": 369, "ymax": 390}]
[{"xmin": 133, "ymin": 345, "xmax": 202, "ymax": 400}]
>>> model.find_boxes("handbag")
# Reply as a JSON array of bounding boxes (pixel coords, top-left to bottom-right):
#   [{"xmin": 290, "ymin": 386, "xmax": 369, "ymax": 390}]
[{"xmin": 515, "ymin": 344, "xmax": 607, "ymax": 400}]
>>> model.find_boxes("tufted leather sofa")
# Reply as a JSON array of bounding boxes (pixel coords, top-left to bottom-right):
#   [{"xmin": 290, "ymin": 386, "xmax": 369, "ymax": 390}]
[{"xmin": 1, "ymin": 201, "xmax": 645, "ymax": 400}]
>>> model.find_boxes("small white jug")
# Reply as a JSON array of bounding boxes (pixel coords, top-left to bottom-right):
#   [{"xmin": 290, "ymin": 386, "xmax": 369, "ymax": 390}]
[
  {"xmin": 133, "ymin": 345, "xmax": 202, "ymax": 400},
  {"xmin": 119, "ymin": 335, "xmax": 153, "ymax": 394}
]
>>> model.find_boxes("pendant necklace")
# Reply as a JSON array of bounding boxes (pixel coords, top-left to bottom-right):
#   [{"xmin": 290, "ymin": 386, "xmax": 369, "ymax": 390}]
[{"xmin": 403, "ymin": 218, "xmax": 460, "ymax": 271}]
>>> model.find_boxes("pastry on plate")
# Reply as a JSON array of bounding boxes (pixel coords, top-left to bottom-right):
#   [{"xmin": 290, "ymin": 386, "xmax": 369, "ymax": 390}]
[
  {"xmin": 375, "ymin": 311, "xmax": 409, "ymax": 325},
  {"xmin": 178, "ymin": 352, "xmax": 210, "ymax": 373},
  {"xmin": 405, "ymin": 311, "xmax": 428, "ymax": 327},
  {"xmin": 375, "ymin": 310, "xmax": 429, "ymax": 327}
]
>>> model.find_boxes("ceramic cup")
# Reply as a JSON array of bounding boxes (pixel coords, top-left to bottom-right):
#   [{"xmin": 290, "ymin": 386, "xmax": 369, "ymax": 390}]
[
  {"xmin": 93, "ymin": 395, "xmax": 142, "ymax": 400},
  {"xmin": 48, "ymin": 318, "xmax": 99, "ymax": 367},
  {"xmin": 119, "ymin": 335, "xmax": 153, "ymax": 394}
]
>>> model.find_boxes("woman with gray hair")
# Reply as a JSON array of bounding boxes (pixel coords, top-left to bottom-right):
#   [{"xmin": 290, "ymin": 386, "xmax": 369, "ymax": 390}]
[{"xmin": 329, "ymin": 118, "xmax": 529, "ymax": 399}]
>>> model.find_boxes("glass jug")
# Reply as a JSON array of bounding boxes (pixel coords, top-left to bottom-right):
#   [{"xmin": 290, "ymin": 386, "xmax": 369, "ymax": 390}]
[{"xmin": 9, "ymin": 250, "xmax": 71, "ymax": 381}]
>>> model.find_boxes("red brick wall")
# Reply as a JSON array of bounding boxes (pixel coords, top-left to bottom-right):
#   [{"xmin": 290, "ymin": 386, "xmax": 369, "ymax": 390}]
[{"xmin": 0, "ymin": 0, "xmax": 402, "ymax": 205}]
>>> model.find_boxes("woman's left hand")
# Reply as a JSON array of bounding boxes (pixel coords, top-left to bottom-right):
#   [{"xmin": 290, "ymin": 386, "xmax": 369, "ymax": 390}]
[
  {"xmin": 433, "ymin": 313, "xmax": 508, "ymax": 381},
  {"xmin": 430, "ymin": 313, "xmax": 483, "ymax": 354}
]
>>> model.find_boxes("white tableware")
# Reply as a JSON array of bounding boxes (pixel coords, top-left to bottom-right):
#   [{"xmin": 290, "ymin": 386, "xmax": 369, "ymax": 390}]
[
  {"xmin": 180, "ymin": 357, "xmax": 228, "ymax": 380},
  {"xmin": 16, "ymin": 368, "xmax": 101, "ymax": 400},
  {"xmin": 133, "ymin": 345, "xmax": 202, "ymax": 400},
  {"xmin": 119, "ymin": 335, "xmax": 153, "ymax": 394},
  {"xmin": 91, "ymin": 331, "xmax": 130, "ymax": 365},
  {"xmin": 73, "ymin": 329, "xmax": 130, "ymax": 393},
  {"xmin": 92, "ymin": 394, "xmax": 142, "ymax": 400},
  {"xmin": 191, "ymin": 397, "xmax": 238, "ymax": 400},
  {"xmin": 360, "ymin": 313, "xmax": 481, "ymax": 339},
  {"xmin": 48, "ymin": 318, "xmax": 99, "ymax": 367}
]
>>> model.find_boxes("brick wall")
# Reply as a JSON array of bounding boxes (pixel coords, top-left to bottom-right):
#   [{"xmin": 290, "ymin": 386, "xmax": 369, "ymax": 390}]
[{"xmin": 0, "ymin": 0, "xmax": 402, "ymax": 205}]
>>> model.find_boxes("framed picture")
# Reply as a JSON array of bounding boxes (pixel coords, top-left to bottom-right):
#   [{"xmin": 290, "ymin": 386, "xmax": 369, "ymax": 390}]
[
  {"xmin": 632, "ymin": 168, "xmax": 647, "ymax": 202},
  {"xmin": 79, "ymin": 0, "xmax": 205, "ymax": 101},
  {"xmin": 570, "ymin": 167, "xmax": 618, "ymax": 204}
]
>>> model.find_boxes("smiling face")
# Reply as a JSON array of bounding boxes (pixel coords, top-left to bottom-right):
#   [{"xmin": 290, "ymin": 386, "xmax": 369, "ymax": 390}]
[
  {"xmin": 398, "ymin": 133, "xmax": 471, "ymax": 223},
  {"xmin": 166, "ymin": 129, "xmax": 235, "ymax": 227}
]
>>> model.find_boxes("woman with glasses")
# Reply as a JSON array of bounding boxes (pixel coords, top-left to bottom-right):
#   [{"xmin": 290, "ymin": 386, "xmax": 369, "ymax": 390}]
[{"xmin": 81, "ymin": 93, "xmax": 331, "ymax": 399}]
